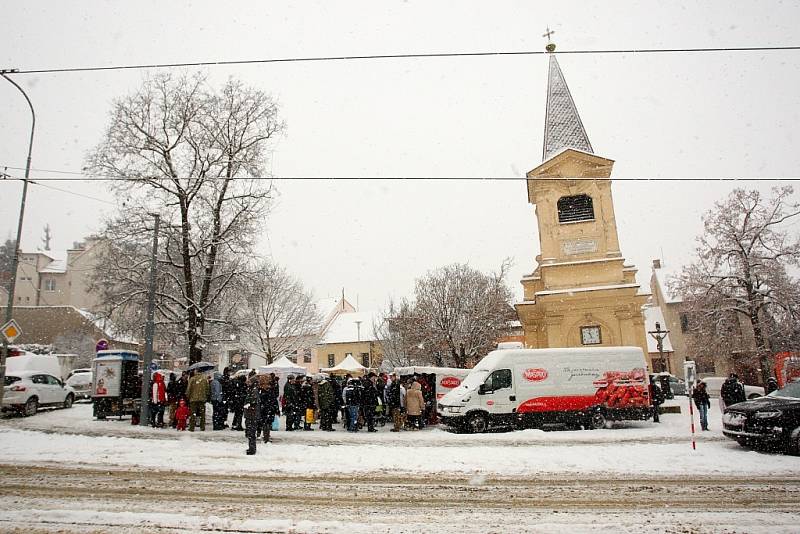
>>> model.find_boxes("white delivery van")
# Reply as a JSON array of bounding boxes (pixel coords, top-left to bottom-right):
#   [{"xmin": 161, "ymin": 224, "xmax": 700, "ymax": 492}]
[{"xmin": 438, "ymin": 346, "xmax": 651, "ymax": 433}]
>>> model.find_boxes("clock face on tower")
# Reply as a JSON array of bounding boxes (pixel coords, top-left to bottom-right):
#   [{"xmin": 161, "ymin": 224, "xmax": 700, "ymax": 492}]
[{"xmin": 581, "ymin": 326, "xmax": 601, "ymax": 345}]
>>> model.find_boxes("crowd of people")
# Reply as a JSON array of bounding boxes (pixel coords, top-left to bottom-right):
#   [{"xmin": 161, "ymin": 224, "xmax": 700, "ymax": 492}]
[{"xmin": 146, "ymin": 368, "xmax": 438, "ymax": 455}]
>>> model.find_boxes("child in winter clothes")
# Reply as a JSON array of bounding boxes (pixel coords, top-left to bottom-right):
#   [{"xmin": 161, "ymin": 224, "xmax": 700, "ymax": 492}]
[{"xmin": 175, "ymin": 399, "xmax": 190, "ymax": 431}]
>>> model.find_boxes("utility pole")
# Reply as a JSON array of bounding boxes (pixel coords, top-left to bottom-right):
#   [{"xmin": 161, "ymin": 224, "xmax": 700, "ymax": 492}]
[
  {"xmin": 0, "ymin": 69, "xmax": 35, "ymax": 408},
  {"xmin": 139, "ymin": 215, "xmax": 160, "ymax": 426}
]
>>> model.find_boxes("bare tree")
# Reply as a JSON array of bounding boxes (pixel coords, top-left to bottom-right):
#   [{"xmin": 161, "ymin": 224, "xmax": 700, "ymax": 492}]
[
  {"xmin": 86, "ymin": 72, "xmax": 284, "ymax": 362},
  {"xmin": 373, "ymin": 298, "xmax": 421, "ymax": 368},
  {"xmin": 382, "ymin": 261, "xmax": 515, "ymax": 368},
  {"xmin": 672, "ymin": 187, "xmax": 800, "ymax": 382},
  {"xmin": 239, "ymin": 261, "xmax": 322, "ymax": 364}
]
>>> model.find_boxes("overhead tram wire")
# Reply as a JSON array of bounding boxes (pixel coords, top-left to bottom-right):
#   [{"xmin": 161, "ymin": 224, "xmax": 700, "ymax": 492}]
[
  {"xmin": 2, "ymin": 172, "xmax": 800, "ymax": 183},
  {"xmin": 5, "ymin": 45, "xmax": 800, "ymax": 75}
]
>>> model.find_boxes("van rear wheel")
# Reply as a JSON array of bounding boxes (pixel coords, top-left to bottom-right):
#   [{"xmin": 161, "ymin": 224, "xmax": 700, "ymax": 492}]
[
  {"xmin": 588, "ymin": 411, "xmax": 607, "ymax": 430},
  {"xmin": 467, "ymin": 412, "xmax": 488, "ymax": 434}
]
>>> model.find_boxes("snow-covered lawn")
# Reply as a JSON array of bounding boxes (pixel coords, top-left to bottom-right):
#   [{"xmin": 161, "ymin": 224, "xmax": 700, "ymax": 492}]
[{"xmin": 1, "ymin": 401, "xmax": 798, "ymax": 477}]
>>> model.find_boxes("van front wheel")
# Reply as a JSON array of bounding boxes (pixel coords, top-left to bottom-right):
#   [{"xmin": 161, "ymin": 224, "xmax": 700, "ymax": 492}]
[{"xmin": 467, "ymin": 412, "xmax": 489, "ymax": 434}]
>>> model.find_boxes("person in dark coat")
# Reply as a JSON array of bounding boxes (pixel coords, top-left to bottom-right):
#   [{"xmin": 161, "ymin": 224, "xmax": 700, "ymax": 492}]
[
  {"xmin": 387, "ymin": 373, "xmax": 403, "ymax": 432},
  {"xmin": 176, "ymin": 372, "xmax": 189, "ymax": 403},
  {"xmin": 166, "ymin": 372, "xmax": 180, "ymax": 428},
  {"xmin": 243, "ymin": 375, "xmax": 261, "ymax": 455},
  {"xmin": 648, "ymin": 375, "xmax": 665, "ymax": 423},
  {"xmin": 343, "ymin": 378, "xmax": 363, "ymax": 432},
  {"xmin": 258, "ymin": 374, "xmax": 280, "ymax": 442},
  {"xmin": 283, "ymin": 375, "xmax": 300, "ymax": 431},
  {"xmin": 219, "ymin": 367, "xmax": 233, "ymax": 428},
  {"xmin": 330, "ymin": 376, "xmax": 342, "ymax": 424},
  {"xmin": 692, "ymin": 380, "xmax": 711, "ymax": 431},
  {"xmin": 766, "ymin": 377, "xmax": 779, "ymax": 394},
  {"xmin": 720, "ymin": 373, "xmax": 746, "ymax": 409},
  {"xmin": 361, "ymin": 374, "xmax": 379, "ymax": 432},
  {"xmin": 230, "ymin": 375, "xmax": 246, "ymax": 431},
  {"xmin": 301, "ymin": 376, "xmax": 316, "ymax": 431},
  {"xmin": 317, "ymin": 375, "xmax": 337, "ymax": 431}
]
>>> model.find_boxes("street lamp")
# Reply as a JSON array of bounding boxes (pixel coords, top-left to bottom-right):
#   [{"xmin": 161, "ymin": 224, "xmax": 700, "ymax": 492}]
[{"xmin": 0, "ymin": 69, "xmax": 35, "ymax": 407}]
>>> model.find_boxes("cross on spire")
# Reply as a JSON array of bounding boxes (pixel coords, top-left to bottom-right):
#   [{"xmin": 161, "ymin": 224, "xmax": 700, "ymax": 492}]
[{"xmin": 542, "ymin": 26, "xmax": 555, "ymax": 43}]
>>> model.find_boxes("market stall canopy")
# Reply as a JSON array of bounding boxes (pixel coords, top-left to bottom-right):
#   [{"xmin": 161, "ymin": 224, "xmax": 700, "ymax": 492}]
[
  {"xmin": 258, "ymin": 356, "xmax": 306, "ymax": 375},
  {"xmin": 320, "ymin": 354, "xmax": 372, "ymax": 376}
]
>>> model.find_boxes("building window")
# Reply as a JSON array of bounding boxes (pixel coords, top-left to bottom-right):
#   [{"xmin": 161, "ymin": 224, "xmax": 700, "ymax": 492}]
[
  {"xmin": 680, "ymin": 313, "xmax": 689, "ymax": 333},
  {"xmin": 581, "ymin": 325, "xmax": 602, "ymax": 345},
  {"xmin": 44, "ymin": 279, "xmax": 56, "ymax": 292},
  {"xmin": 361, "ymin": 353, "xmax": 370, "ymax": 367},
  {"xmin": 345, "ymin": 352, "xmax": 353, "ymax": 359},
  {"xmin": 327, "ymin": 354, "xmax": 335, "ymax": 367},
  {"xmin": 303, "ymin": 349, "xmax": 312, "ymax": 364},
  {"xmin": 557, "ymin": 195, "xmax": 594, "ymax": 223}
]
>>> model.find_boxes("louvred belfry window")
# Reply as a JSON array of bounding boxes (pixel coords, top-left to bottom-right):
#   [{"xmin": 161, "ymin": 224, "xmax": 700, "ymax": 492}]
[{"xmin": 557, "ymin": 194, "xmax": 594, "ymax": 223}]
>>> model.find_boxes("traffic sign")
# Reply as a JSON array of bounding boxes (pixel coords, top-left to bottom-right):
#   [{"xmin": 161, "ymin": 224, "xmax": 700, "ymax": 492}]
[{"xmin": 1, "ymin": 319, "xmax": 22, "ymax": 344}]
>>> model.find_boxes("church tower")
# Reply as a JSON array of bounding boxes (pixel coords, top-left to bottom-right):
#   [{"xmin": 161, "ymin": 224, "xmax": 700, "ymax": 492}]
[{"xmin": 515, "ymin": 41, "xmax": 649, "ymax": 361}]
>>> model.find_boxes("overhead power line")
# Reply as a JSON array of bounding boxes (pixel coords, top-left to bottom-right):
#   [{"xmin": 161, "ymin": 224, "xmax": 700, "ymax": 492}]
[
  {"xmin": 2, "ymin": 172, "xmax": 799, "ymax": 183},
  {"xmin": 5, "ymin": 45, "xmax": 800, "ymax": 75}
]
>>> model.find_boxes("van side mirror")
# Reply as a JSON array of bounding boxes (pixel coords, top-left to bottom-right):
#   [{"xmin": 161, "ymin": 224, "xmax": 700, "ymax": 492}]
[{"xmin": 478, "ymin": 384, "xmax": 487, "ymax": 395}]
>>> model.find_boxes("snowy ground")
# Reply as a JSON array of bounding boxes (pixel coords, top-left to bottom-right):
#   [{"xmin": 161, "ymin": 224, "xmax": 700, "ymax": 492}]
[{"xmin": 0, "ymin": 400, "xmax": 798, "ymax": 532}]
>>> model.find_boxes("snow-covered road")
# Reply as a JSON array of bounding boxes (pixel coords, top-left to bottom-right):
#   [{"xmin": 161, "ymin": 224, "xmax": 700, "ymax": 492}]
[{"xmin": 1, "ymin": 403, "xmax": 799, "ymax": 532}]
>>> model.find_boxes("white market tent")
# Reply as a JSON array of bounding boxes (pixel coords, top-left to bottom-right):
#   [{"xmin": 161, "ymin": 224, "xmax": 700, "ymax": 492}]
[
  {"xmin": 257, "ymin": 356, "xmax": 307, "ymax": 400},
  {"xmin": 320, "ymin": 354, "xmax": 373, "ymax": 377}
]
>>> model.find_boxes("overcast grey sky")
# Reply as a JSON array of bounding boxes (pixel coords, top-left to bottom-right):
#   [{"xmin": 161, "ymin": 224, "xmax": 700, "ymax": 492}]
[{"xmin": 2, "ymin": 1, "xmax": 799, "ymax": 312}]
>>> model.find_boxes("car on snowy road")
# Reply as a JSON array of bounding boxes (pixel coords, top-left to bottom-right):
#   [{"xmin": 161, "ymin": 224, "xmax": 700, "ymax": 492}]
[
  {"xmin": 2, "ymin": 371, "xmax": 77, "ymax": 416},
  {"xmin": 722, "ymin": 380, "xmax": 800, "ymax": 454}
]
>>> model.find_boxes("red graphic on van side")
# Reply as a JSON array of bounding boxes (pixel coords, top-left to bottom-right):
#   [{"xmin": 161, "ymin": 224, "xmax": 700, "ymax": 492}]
[
  {"xmin": 523, "ymin": 368, "xmax": 548, "ymax": 382},
  {"xmin": 439, "ymin": 376, "xmax": 462, "ymax": 389},
  {"xmin": 593, "ymin": 369, "xmax": 649, "ymax": 408}
]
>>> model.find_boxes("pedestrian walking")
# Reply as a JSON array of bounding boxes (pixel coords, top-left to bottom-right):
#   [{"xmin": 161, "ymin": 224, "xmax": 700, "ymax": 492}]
[
  {"xmin": 243, "ymin": 375, "xmax": 261, "ymax": 455},
  {"xmin": 405, "ymin": 381, "xmax": 425, "ymax": 430},
  {"xmin": 220, "ymin": 367, "xmax": 233, "ymax": 428},
  {"xmin": 186, "ymin": 369, "xmax": 210, "ymax": 432},
  {"xmin": 692, "ymin": 380, "xmax": 711, "ymax": 431},
  {"xmin": 283, "ymin": 375, "xmax": 300, "ymax": 431},
  {"xmin": 649, "ymin": 375, "xmax": 665, "ymax": 423}
]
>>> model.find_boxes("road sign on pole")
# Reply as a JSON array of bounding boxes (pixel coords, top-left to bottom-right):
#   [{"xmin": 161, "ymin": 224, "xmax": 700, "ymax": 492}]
[{"xmin": 1, "ymin": 319, "xmax": 22, "ymax": 344}]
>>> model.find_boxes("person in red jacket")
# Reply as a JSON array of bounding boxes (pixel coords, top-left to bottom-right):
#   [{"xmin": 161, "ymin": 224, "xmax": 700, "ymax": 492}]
[
  {"xmin": 150, "ymin": 373, "xmax": 167, "ymax": 428},
  {"xmin": 175, "ymin": 399, "xmax": 190, "ymax": 431}
]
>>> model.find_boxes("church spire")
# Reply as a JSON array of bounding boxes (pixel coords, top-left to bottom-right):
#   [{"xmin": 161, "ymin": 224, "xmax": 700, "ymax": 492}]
[{"xmin": 542, "ymin": 38, "xmax": 594, "ymax": 161}]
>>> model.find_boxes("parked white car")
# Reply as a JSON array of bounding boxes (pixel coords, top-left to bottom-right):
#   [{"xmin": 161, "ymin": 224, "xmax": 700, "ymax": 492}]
[
  {"xmin": 66, "ymin": 371, "xmax": 93, "ymax": 401},
  {"xmin": 2, "ymin": 371, "xmax": 76, "ymax": 416},
  {"xmin": 701, "ymin": 376, "xmax": 764, "ymax": 400}
]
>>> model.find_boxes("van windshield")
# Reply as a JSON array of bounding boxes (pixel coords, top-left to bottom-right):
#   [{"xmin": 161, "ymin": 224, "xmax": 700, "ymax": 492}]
[{"xmin": 460, "ymin": 370, "xmax": 489, "ymax": 391}]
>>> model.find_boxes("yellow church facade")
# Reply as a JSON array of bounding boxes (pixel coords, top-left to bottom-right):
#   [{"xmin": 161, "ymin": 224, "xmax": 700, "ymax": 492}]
[{"xmin": 515, "ymin": 50, "xmax": 650, "ymax": 365}]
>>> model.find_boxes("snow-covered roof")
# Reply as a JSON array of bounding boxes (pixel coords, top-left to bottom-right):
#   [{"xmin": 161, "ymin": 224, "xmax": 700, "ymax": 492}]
[
  {"xmin": 319, "ymin": 311, "xmax": 379, "ymax": 344},
  {"xmin": 76, "ymin": 308, "xmax": 138, "ymax": 344},
  {"xmin": 542, "ymin": 55, "xmax": 594, "ymax": 161},
  {"xmin": 643, "ymin": 306, "xmax": 674, "ymax": 353},
  {"xmin": 653, "ymin": 268, "xmax": 682, "ymax": 304},
  {"xmin": 39, "ymin": 259, "xmax": 67, "ymax": 273}
]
